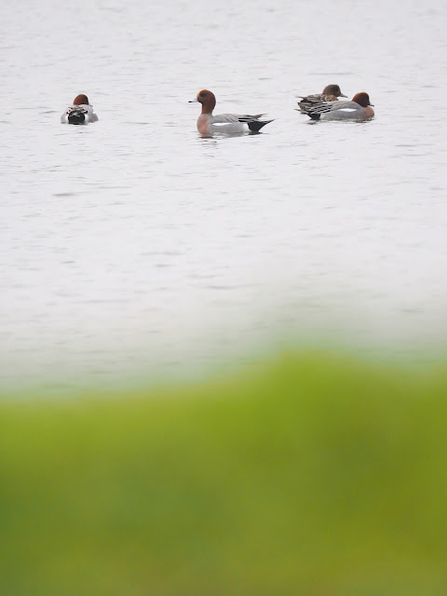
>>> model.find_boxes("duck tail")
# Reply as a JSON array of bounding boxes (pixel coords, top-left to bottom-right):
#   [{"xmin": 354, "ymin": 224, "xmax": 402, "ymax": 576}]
[
  {"xmin": 247, "ymin": 119, "xmax": 274, "ymax": 133},
  {"xmin": 68, "ymin": 111, "xmax": 86, "ymax": 125}
]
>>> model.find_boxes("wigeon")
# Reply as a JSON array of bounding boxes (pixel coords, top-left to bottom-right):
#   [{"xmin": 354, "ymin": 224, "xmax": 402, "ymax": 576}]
[
  {"xmin": 297, "ymin": 84, "xmax": 347, "ymax": 112},
  {"xmin": 60, "ymin": 94, "xmax": 98, "ymax": 125},
  {"xmin": 190, "ymin": 89, "xmax": 273, "ymax": 135},
  {"xmin": 302, "ymin": 92, "xmax": 374, "ymax": 121}
]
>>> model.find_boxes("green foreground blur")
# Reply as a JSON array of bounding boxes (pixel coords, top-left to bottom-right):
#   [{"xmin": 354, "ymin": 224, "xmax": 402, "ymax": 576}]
[{"xmin": 1, "ymin": 351, "xmax": 446, "ymax": 595}]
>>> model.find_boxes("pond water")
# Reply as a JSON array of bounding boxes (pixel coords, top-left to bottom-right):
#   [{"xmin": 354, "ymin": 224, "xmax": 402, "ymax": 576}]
[{"xmin": 1, "ymin": 0, "xmax": 447, "ymax": 392}]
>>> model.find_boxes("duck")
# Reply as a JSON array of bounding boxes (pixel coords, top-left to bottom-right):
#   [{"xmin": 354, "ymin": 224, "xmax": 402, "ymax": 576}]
[
  {"xmin": 301, "ymin": 92, "xmax": 374, "ymax": 121},
  {"xmin": 60, "ymin": 94, "xmax": 98, "ymax": 125},
  {"xmin": 297, "ymin": 84, "xmax": 347, "ymax": 112},
  {"xmin": 190, "ymin": 89, "xmax": 273, "ymax": 135}
]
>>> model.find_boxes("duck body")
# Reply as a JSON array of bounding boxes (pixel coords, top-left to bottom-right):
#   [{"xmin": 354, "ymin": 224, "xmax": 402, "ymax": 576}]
[
  {"xmin": 297, "ymin": 84, "xmax": 347, "ymax": 112},
  {"xmin": 61, "ymin": 94, "xmax": 98, "ymax": 125},
  {"xmin": 302, "ymin": 92, "xmax": 374, "ymax": 121},
  {"xmin": 191, "ymin": 90, "xmax": 272, "ymax": 135}
]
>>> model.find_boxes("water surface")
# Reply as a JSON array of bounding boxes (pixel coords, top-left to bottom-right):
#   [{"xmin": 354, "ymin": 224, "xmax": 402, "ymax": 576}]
[{"xmin": 1, "ymin": 0, "xmax": 447, "ymax": 391}]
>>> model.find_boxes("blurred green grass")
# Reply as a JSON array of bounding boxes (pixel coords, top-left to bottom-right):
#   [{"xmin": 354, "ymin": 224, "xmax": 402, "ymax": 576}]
[{"xmin": 1, "ymin": 350, "xmax": 447, "ymax": 595}]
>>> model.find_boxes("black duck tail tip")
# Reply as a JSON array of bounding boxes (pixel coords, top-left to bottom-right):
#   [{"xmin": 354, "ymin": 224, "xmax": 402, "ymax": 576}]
[
  {"xmin": 309, "ymin": 113, "xmax": 321, "ymax": 121},
  {"xmin": 248, "ymin": 119, "xmax": 274, "ymax": 133},
  {"xmin": 68, "ymin": 113, "xmax": 86, "ymax": 125}
]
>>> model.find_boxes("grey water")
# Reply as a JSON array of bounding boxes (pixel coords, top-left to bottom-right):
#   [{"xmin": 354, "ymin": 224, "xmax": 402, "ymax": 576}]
[{"xmin": 1, "ymin": 0, "xmax": 447, "ymax": 392}]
